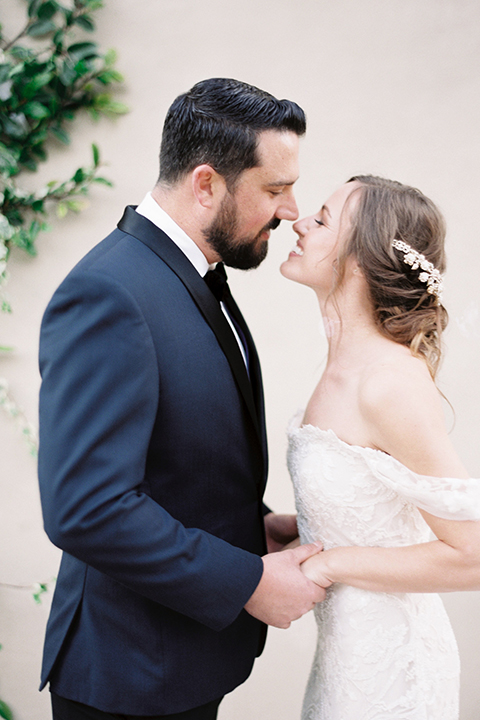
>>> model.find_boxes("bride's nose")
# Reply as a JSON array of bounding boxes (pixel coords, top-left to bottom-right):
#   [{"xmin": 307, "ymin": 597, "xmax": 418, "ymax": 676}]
[{"xmin": 292, "ymin": 215, "xmax": 310, "ymax": 235}]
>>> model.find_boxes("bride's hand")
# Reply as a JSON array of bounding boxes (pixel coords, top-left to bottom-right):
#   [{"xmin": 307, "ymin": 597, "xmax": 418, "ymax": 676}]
[{"xmin": 301, "ymin": 552, "xmax": 334, "ymax": 589}]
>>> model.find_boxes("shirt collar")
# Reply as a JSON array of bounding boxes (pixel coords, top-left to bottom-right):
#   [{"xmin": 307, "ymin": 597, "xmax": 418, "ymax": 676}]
[{"xmin": 136, "ymin": 192, "xmax": 212, "ymax": 277}]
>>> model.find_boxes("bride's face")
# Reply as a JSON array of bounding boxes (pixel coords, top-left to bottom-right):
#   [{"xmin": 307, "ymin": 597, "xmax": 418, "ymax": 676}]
[{"xmin": 280, "ymin": 181, "xmax": 360, "ymax": 292}]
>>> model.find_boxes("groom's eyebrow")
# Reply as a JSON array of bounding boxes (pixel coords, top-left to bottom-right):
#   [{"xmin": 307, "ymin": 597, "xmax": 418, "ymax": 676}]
[{"xmin": 268, "ymin": 177, "xmax": 299, "ymax": 187}]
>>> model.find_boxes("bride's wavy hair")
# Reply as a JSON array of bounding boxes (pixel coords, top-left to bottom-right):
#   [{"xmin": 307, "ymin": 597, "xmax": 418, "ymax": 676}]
[{"xmin": 335, "ymin": 175, "xmax": 448, "ymax": 379}]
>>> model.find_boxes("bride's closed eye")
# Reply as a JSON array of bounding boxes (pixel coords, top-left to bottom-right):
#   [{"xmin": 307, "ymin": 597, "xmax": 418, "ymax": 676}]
[{"xmin": 315, "ymin": 219, "xmax": 324, "ymax": 226}]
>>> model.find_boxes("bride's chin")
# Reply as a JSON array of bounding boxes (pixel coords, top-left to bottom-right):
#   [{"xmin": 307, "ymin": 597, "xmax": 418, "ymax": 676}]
[{"xmin": 280, "ymin": 259, "xmax": 297, "ymax": 280}]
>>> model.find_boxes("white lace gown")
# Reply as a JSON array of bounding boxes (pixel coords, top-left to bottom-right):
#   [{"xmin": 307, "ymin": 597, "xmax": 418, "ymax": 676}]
[{"xmin": 287, "ymin": 413, "xmax": 480, "ymax": 720}]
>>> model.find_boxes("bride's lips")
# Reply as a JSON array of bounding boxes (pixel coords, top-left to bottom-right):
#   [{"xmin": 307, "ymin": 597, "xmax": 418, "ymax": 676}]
[{"xmin": 289, "ymin": 240, "xmax": 304, "ymax": 258}]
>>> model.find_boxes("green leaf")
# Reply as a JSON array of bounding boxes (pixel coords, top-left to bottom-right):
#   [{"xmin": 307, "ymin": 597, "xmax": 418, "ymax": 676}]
[
  {"xmin": 0, "ymin": 698, "xmax": 13, "ymax": 720},
  {"xmin": 82, "ymin": 0, "xmax": 104, "ymax": 10},
  {"xmin": 31, "ymin": 199, "xmax": 45, "ymax": 212},
  {"xmin": 23, "ymin": 71, "xmax": 54, "ymax": 96},
  {"xmin": 56, "ymin": 202, "xmax": 67, "ymax": 218},
  {"xmin": 29, "ymin": 219, "xmax": 43, "ymax": 237},
  {"xmin": 10, "ymin": 227, "xmax": 38, "ymax": 255},
  {"xmin": 37, "ymin": 1, "xmax": 59, "ymax": 20},
  {"xmin": 72, "ymin": 168, "xmax": 86, "ymax": 183},
  {"xmin": 0, "ymin": 144, "xmax": 20, "ymax": 175},
  {"xmin": 87, "ymin": 107, "xmax": 101, "ymax": 121},
  {"xmin": 19, "ymin": 156, "xmax": 38, "ymax": 172},
  {"xmin": 66, "ymin": 200, "xmax": 87, "ymax": 212},
  {"xmin": 4, "ymin": 208, "xmax": 24, "ymax": 227},
  {"xmin": 0, "ymin": 215, "xmax": 14, "ymax": 242},
  {"xmin": 27, "ymin": 19, "xmax": 57, "ymax": 37},
  {"xmin": 74, "ymin": 15, "xmax": 95, "ymax": 31},
  {"xmin": 104, "ymin": 48, "xmax": 117, "ymax": 66},
  {"xmin": 0, "ymin": 64, "xmax": 11, "ymax": 85},
  {"xmin": 53, "ymin": 28, "xmax": 64, "ymax": 47},
  {"xmin": 93, "ymin": 95, "xmax": 129, "ymax": 116},
  {"xmin": 2, "ymin": 114, "xmax": 28, "ymax": 139},
  {"xmin": 51, "ymin": 126, "xmax": 70, "ymax": 144},
  {"xmin": 28, "ymin": 127, "xmax": 48, "ymax": 146},
  {"xmin": 9, "ymin": 46, "xmax": 34, "ymax": 62},
  {"xmin": 92, "ymin": 143, "xmax": 100, "ymax": 167},
  {"xmin": 9, "ymin": 63, "xmax": 27, "ymax": 80},
  {"xmin": 32, "ymin": 145, "xmax": 48, "ymax": 161},
  {"xmin": 96, "ymin": 69, "xmax": 123, "ymax": 84},
  {"xmin": 72, "ymin": 58, "xmax": 92, "ymax": 79},
  {"xmin": 23, "ymin": 101, "xmax": 50, "ymax": 119},
  {"xmin": 67, "ymin": 42, "xmax": 98, "ymax": 62},
  {"xmin": 93, "ymin": 176, "xmax": 113, "ymax": 187},
  {"xmin": 61, "ymin": 6, "xmax": 74, "ymax": 25},
  {"xmin": 59, "ymin": 58, "xmax": 77, "ymax": 86},
  {"xmin": 32, "ymin": 582, "xmax": 48, "ymax": 603},
  {"xmin": 28, "ymin": 0, "xmax": 43, "ymax": 17},
  {"xmin": 28, "ymin": 0, "xmax": 42, "ymax": 17}
]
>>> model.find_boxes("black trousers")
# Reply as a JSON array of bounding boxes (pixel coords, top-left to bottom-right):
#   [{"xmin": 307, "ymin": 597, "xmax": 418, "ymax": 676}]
[{"xmin": 51, "ymin": 693, "xmax": 223, "ymax": 720}]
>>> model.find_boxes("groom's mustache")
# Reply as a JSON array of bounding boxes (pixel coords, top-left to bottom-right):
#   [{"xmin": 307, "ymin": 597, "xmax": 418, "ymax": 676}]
[{"xmin": 265, "ymin": 217, "xmax": 281, "ymax": 232}]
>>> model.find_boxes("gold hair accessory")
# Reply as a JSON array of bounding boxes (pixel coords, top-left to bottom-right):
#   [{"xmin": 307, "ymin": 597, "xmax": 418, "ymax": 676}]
[{"xmin": 392, "ymin": 239, "xmax": 443, "ymax": 301}]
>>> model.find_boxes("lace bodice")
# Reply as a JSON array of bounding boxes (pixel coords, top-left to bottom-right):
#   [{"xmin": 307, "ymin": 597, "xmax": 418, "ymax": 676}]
[
  {"xmin": 288, "ymin": 413, "xmax": 480, "ymax": 552},
  {"xmin": 287, "ymin": 413, "xmax": 480, "ymax": 720}
]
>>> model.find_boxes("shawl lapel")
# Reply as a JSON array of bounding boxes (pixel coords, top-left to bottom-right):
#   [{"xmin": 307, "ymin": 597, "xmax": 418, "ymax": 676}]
[
  {"xmin": 117, "ymin": 206, "xmax": 264, "ymax": 450},
  {"xmin": 223, "ymin": 291, "xmax": 268, "ymax": 465}
]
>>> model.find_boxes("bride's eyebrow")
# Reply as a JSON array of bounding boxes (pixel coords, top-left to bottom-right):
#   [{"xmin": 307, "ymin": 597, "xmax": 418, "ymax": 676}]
[{"xmin": 321, "ymin": 204, "xmax": 332, "ymax": 218}]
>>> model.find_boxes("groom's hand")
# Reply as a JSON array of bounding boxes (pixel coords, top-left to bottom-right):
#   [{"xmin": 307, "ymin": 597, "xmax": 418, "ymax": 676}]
[
  {"xmin": 244, "ymin": 543, "xmax": 327, "ymax": 629},
  {"xmin": 264, "ymin": 512, "xmax": 298, "ymax": 553}
]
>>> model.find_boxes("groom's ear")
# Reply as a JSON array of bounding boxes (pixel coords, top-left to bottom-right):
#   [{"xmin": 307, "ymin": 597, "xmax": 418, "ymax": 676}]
[{"xmin": 191, "ymin": 165, "xmax": 227, "ymax": 210}]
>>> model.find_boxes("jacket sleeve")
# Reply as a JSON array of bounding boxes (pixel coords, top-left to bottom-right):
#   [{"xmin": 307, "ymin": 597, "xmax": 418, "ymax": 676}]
[{"xmin": 38, "ymin": 269, "xmax": 263, "ymax": 632}]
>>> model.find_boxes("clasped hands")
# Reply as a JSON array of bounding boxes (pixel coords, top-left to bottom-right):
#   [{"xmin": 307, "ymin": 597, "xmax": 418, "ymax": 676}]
[{"xmin": 244, "ymin": 513, "xmax": 332, "ymax": 629}]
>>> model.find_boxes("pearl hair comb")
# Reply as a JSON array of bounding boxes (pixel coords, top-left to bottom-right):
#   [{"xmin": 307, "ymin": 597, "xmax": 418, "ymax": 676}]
[{"xmin": 392, "ymin": 239, "xmax": 443, "ymax": 302}]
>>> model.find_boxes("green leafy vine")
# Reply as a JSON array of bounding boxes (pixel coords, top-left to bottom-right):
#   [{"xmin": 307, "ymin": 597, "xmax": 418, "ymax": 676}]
[
  {"xmin": 0, "ymin": 2, "xmax": 127, "ymax": 714},
  {"xmin": 0, "ymin": 0, "xmax": 127, "ymax": 292},
  {"xmin": 0, "ymin": 580, "xmax": 54, "ymax": 720},
  {"xmin": 0, "ymin": 0, "xmax": 127, "ymax": 451}
]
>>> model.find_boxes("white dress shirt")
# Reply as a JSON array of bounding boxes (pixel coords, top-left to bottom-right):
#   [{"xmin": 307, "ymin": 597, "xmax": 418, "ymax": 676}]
[{"xmin": 136, "ymin": 193, "xmax": 247, "ymax": 367}]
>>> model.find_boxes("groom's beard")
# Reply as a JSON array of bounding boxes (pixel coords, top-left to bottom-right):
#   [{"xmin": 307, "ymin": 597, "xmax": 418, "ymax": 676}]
[{"xmin": 203, "ymin": 193, "xmax": 280, "ymax": 270}]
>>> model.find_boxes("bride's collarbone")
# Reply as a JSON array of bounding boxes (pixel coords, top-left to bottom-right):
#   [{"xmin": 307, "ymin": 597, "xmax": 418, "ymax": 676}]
[{"xmin": 302, "ymin": 406, "xmax": 374, "ymax": 450}]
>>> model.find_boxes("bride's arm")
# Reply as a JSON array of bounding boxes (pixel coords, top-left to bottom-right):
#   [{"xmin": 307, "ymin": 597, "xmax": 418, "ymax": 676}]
[
  {"xmin": 302, "ymin": 515, "xmax": 480, "ymax": 593},
  {"xmin": 302, "ymin": 359, "xmax": 480, "ymax": 593}
]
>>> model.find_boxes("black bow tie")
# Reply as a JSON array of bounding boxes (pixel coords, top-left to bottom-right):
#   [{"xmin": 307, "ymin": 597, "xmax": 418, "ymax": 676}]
[{"xmin": 204, "ymin": 263, "xmax": 230, "ymax": 303}]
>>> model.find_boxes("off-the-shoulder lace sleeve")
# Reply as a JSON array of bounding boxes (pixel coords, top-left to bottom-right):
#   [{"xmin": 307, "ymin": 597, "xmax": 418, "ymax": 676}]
[{"xmin": 363, "ymin": 451, "xmax": 480, "ymax": 521}]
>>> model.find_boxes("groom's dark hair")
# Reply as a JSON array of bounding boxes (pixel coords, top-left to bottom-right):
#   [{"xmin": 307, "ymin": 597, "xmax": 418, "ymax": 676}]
[{"xmin": 157, "ymin": 78, "xmax": 306, "ymax": 189}]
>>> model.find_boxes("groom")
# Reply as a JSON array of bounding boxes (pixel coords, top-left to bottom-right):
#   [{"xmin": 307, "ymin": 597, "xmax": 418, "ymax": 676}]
[{"xmin": 38, "ymin": 78, "xmax": 325, "ymax": 720}]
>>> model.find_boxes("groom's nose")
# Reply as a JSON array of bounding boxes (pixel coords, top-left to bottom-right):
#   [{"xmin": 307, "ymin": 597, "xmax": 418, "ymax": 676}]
[{"xmin": 275, "ymin": 189, "xmax": 299, "ymax": 222}]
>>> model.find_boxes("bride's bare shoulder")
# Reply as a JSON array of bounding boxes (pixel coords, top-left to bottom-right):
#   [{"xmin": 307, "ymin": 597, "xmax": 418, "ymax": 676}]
[
  {"xmin": 360, "ymin": 348, "xmax": 438, "ymax": 417},
  {"xmin": 357, "ymin": 347, "xmax": 464, "ymax": 475}
]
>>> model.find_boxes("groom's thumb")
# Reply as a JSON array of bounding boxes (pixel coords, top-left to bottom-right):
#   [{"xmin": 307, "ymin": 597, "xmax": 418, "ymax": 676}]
[{"xmin": 289, "ymin": 541, "xmax": 323, "ymax": 565}]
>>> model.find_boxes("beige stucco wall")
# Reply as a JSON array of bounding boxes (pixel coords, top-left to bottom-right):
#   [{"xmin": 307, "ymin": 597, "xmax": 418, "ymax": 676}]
[{"xmin": 1, "ymin": 0, "xmax": 479, "ymax": 718}]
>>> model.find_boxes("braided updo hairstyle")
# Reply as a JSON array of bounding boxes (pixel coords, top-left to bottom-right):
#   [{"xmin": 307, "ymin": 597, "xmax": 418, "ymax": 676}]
[{"xmin": 337, "ymin": 175, "xmax": 448, "ymax": 378}]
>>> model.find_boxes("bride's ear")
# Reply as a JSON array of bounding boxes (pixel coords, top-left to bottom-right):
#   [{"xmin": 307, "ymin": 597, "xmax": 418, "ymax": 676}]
[{"xmin": 350, "ymin": 259, "xmax": 363, "ymax": 277}]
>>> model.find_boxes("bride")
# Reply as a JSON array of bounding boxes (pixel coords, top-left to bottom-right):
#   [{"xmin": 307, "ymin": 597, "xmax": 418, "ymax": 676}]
[{"xmin": 280, "ymin": 175, "xmax": 480, "ymax": 719}]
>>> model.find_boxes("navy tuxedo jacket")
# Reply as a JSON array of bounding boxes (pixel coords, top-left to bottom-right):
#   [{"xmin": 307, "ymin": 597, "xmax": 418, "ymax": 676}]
[{"xmin": 38, "ymin": 208, "xmax": 268, "ymax": 715}]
